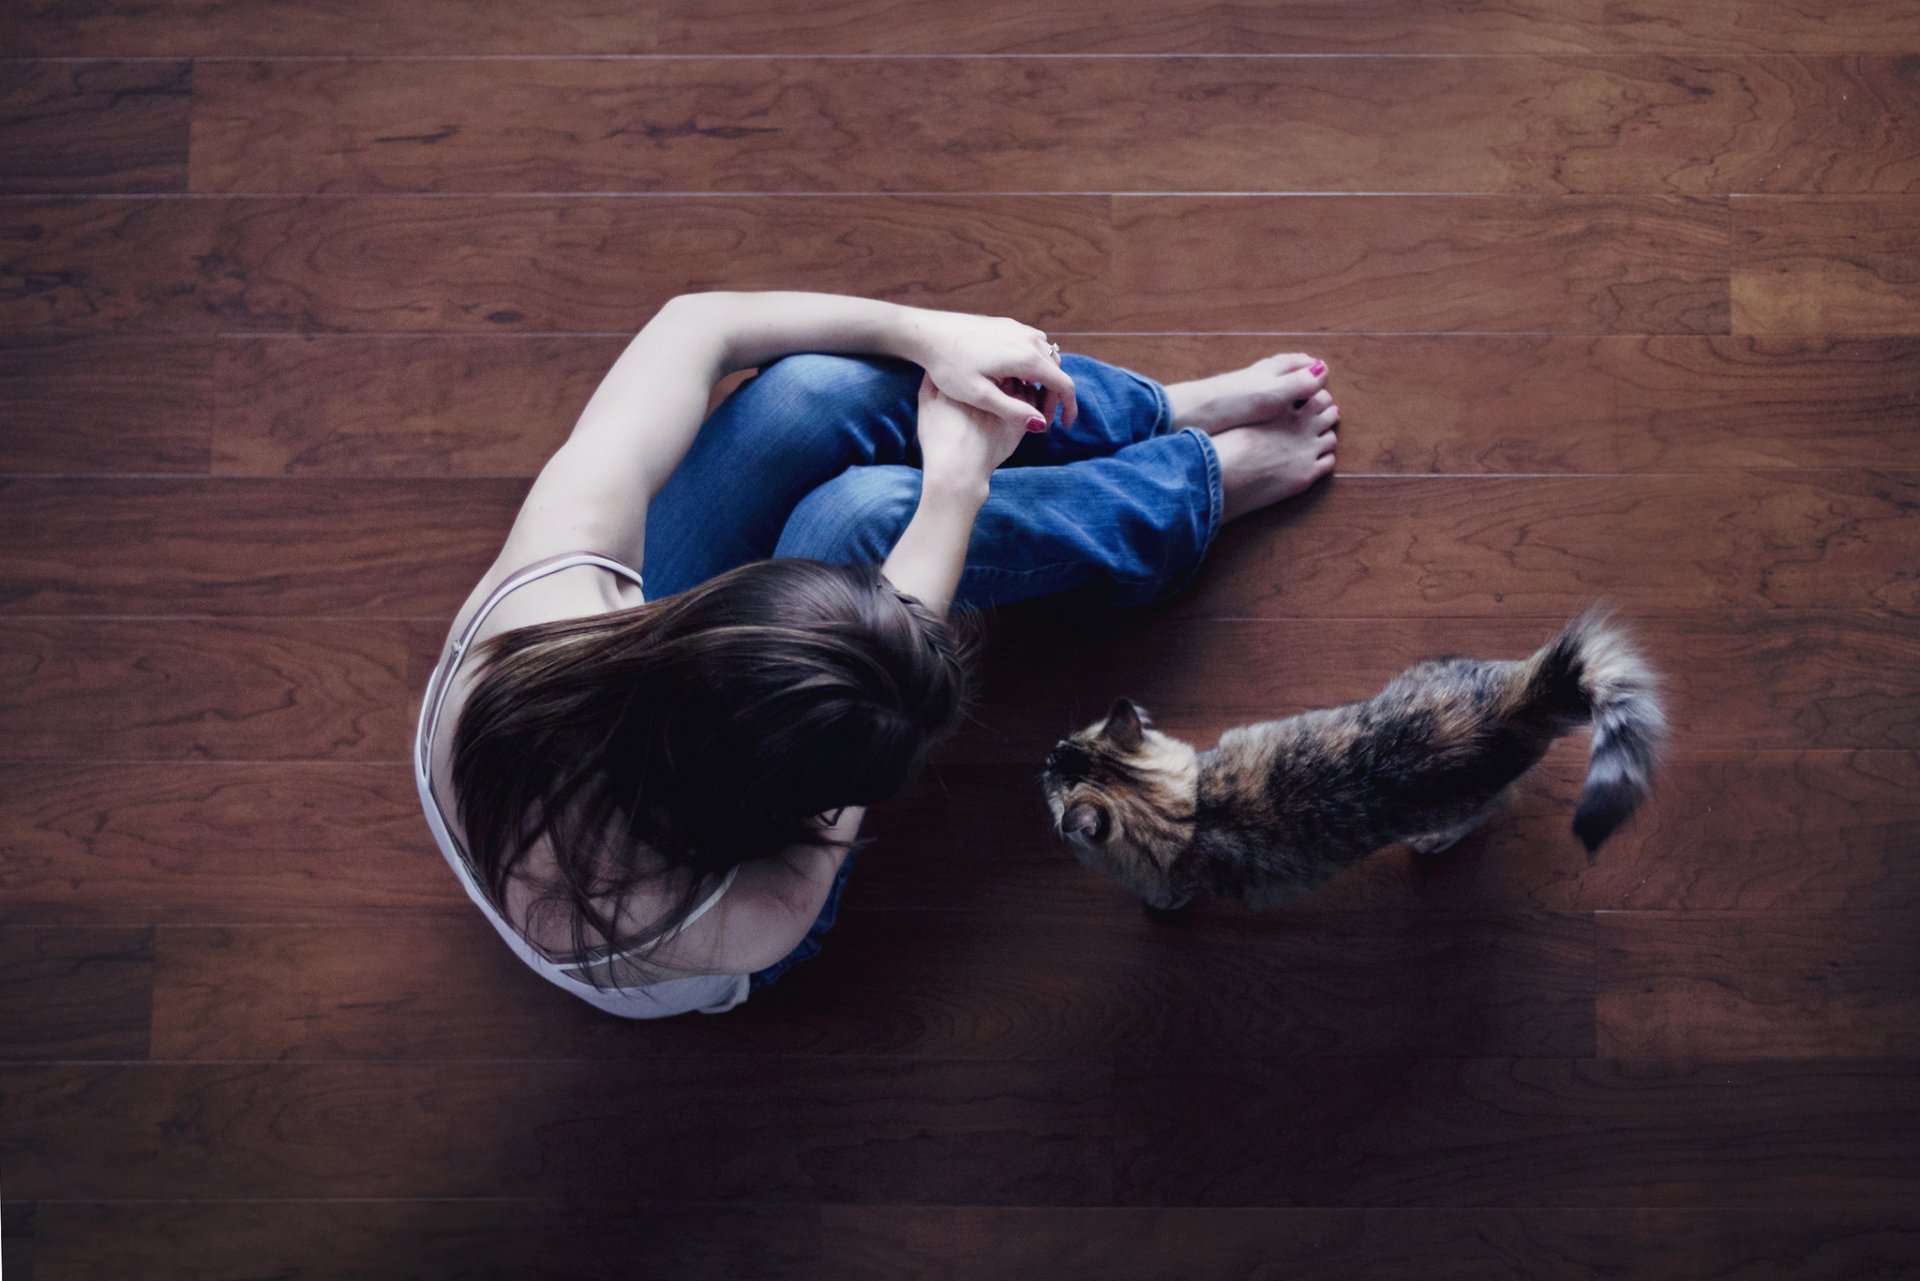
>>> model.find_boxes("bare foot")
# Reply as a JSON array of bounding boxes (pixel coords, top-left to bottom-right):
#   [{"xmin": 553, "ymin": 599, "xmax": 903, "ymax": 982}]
[
  {"xmin": 1209, "ymin": 389, "xmax": 1340, "ymax": 523},
  {"xmin": 1164, "ymin": 353, "xmax": 1331, "ymax": 435}
]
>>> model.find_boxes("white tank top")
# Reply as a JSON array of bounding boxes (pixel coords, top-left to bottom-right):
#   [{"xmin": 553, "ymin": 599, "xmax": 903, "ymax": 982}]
[{"xmin": 413, "ymin": 551, "xmax": 748, "ymax": 1018}]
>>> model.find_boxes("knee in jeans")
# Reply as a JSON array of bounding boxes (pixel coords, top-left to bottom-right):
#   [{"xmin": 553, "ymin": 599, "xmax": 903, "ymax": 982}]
[
  {"xmin": 776, "ymin": 466, "xmax": 921, "ymax": 565},
  {"xmin": 752, "ymin": 353, "xmax": 912, "ymax": 420}
]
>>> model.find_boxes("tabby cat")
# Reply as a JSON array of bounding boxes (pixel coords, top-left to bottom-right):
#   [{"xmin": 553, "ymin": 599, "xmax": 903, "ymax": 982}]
[{"xmin": 1040, "ymin": 611, "xmax": 1664, "ymax": 911}]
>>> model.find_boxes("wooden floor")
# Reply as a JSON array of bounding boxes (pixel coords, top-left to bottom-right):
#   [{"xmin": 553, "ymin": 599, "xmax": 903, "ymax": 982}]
[{"xmin": 4, "ymin": 3, "xmax": 1919, "ymax": 1277}]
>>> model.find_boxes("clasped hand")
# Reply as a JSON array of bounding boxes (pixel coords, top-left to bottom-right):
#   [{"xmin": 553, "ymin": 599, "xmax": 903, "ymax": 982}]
[{"xmin": 908, "ymin": 312, "xmax": 1079, "ymax": 487}]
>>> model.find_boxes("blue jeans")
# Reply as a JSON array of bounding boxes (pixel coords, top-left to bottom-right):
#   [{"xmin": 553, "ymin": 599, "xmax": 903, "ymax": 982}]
[{"xmin": 640, "ymin": 352, "xmax": 1226, "ymax": 984}]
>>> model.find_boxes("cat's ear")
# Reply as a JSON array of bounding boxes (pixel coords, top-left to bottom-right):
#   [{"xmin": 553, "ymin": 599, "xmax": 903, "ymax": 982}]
[
  {"xmin": 1103, "ymin": 698, "xmax": 1146, "ymax": 751},
  {"xmin": 1062, "ymin": 802, "xmax": 1109, "ymax": 844}
]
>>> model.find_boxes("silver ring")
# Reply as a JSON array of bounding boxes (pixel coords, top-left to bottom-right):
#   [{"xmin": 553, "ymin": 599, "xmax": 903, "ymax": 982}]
[{"xmin": 1047, "ymin": 341, "xmax": 1061, "ymax": 362}]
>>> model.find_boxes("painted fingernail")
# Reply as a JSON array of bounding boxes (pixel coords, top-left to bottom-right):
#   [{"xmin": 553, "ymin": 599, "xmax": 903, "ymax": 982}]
[
  {"xmin": 1310, "ymin": 360, "xmax": 1326, "ymax": 376},
  {"xmin": 1027, "ymin": 416, "xmax": 1048, "ymax": 432}
]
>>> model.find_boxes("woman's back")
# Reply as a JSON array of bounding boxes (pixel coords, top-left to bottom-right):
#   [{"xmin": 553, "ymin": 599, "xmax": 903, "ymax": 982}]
[{"xmin": 416, "ymin": 553, "xmax": 749, "ymax": 1008}]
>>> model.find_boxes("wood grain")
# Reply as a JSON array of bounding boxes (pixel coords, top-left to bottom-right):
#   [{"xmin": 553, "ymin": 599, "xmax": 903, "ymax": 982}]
[
  {"xmin": 0, "ymin": 927, "xmax": 151, "ymax": 1060},
  {"xmin": 209, "ymin": 335, "xmax": 619, "ymax": 476},
  {"xmin": 0, "ymin": 477, "xmax": 515, "ymax": 615},
  {"xmin": 1733, "ymin": 197, "xmax": 1920, "ymax": 334},
  {"xmin": 1112, "ymin": 1057, "xmax": 1920, "ymax": 1206},
  {"xmin": 0, "ymin": 61, "xmax": 190, "ymax": 194},
  {"xmin": 1605, "ymin": 0, "xmax": 1920, "ymax": 54},
  {"xmin": 0, "ymin": 198, "xmax": 216, "ymax": 331},
  {"xmin": 203, "ymin": 194, "xmax": 1107, "ymax": 333},
  {"xmin": 28, "ymin": 1202, "xmax": 821, "ymax": 1281},
  {"xmin": 1167, "ymin": 473, "xmax": 1920, "ymax": 618},
  {"xmin": 0, "ymin": 763, "xmax": 451, "ymax": 923},
  {"xmin": 0, "ymin": 195, "xmax": 1107, "ymax": 333},
  {"xmin": 0, "ymin": 336, "xmax": 212, "ymax": 473},
  {"xmin": 1597, "ymin": 912, "xmax": 1920, "ymax": 1057},
  {"xmin": 0, "ymin": 619, "xmax": 410, "ymax": 759},
  {"xmin": 195, "ymin": 333, "xmax": 1920, "ymax": 477},
  {"xmin": 185, "ymin": 56, "xmax": 1920, "ymax": 196},
  {"xmin": 144, "ymin": 911, "xmax": 1592, "ymax": 1060},
  {"xmin": 1, "ymin": 0, "xmax": 1614, "ymax": 59},
  {"xmin": 1110, "ymin": 195, "xmax": 1730, "ymax": 333},
  {"xmin": 0, "ymin": 1060, "xmax": 1113, "ymax": 1202},
  {"xmin": 825, "ymin": 1205, "xmax": 1920, "ymax": 1281}
]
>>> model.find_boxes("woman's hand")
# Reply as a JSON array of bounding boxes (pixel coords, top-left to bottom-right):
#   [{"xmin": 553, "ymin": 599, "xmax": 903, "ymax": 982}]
[
  {"xmin": 915, "ymin": 373, "xmax": 1033, "ymax": 491},
  {"xmin": 902, "ymin": 310, "xmax": 1079, "ymax": 431}
]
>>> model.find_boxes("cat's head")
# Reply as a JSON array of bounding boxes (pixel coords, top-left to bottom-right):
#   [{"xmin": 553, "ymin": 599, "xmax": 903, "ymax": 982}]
[{"xmin": 1040, "ymin": 698, "xmax": 1200, "ymax": 901}]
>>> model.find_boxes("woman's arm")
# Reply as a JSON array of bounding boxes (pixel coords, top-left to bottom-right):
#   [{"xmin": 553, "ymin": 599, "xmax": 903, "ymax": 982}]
[
  {"xmin": 877, "ymin": 375, "xmax": 1032, "ymax": 616},
  {"xmin": 496, "ymin": 291, "xmax": 1073, "ymax": 575}
]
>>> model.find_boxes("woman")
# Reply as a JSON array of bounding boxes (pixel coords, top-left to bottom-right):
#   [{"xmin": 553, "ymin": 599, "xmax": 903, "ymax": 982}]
[{"xmin": 414, "ymin": 291, "xmax": 1339, "ymax": 1017}]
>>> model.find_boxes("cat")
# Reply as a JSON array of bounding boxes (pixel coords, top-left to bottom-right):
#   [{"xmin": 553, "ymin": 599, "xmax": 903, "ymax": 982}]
[{"xmin": 1040, "ymin": 610, "xmax": 1664, "ymax": 912}]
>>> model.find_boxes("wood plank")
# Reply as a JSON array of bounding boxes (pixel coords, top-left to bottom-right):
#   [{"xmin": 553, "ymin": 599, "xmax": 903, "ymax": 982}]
[
  {"xmin": 0, "ymin": 763, "xmax": 452, "ymax": 923},
  {"xmin": 29, "ymin": 1202, "xmax": 820, "ymax": 1281},
  {"xmin": 201, "ymin": 333, "xmax": 1920, "ymax": 477},
  {"xmin": 1112, "ymin": 1057, "xmax": 1920, "ymax": 1206},
  {"xmin": 0, "ymin": 61, "xmax": 188, "ymax": 195},
  {"xmin": 8, "ymin": 473, "xmax": 1911, "ymax": 617},
  {"xmin": 0, "ymin": 928, "xmax": 151, "ymax": 1060},
  {"xmin": 1597, "ymin": 912, "xmax": 1920, "ymax": 1058},
  {"xmin": 1, "ymin": 0, "xmax": 1612, "ymax": 58},
  {"xmin": 0, "ymin": 1060, "xmax": 1113, "ymax": 1203},
  {"xmin": 1605, "ymin": 0, "xmax": 1920, "ymax": 54},
  {"xmin": 186, "ymin": 56, "xmax": 1920, "ymax": 197},
  {"xmin": 205, "ymin": 194, "xmax": 1107, "ymax": 334},
  {"xmin": 1110, "ymin": 195, "xmax": 1730, "ymax": 333},
  {"xmin": 0, "ymin": 195, "xmax": 1107, "ymax": 333},
  {"xmin": 209, "ymin": 335, "xmax": 617, "ymax": 476},
  {"xmin": 145, "ymin": 912, "xmax": 1591, "ymax": 1060},
  {"xmin": 1165, "ymin": 472, "xmax": 1919, "ymax": 618},
  {"xmin": 0, "ymin": 1199, "xmax": 30, "ymax": 1281},
  {"xmin": 825, "ymin": 1205, "xmax": 1920, "ymax": 1281},
  {"xmin": 0, "ymin": 477, "xmax": 515, "ymax": 615},
  {"xmin": 0, "ymin": 619, "xmax": 411, "ymax": 759},
  {"xmin": 1733, "ymin": 197, "xmax": 1920, "ymax": 334},
  {"xmin": 0, "ymin": 198, "xmax": 215, "ymax": 332},
  {"xmin": 0, "ymin": 336, "xmax": 212, "ymax": 473}
]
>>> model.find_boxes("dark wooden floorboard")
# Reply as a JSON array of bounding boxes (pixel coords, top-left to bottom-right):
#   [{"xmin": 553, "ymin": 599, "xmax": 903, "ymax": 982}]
[
  {"xmin": 1733, "ymin": 196, "xmax": 1920, "ymax": 334},
  {"xmin": 1597, "ymin": 911, "xmax": 1920, "ymax": 1058},
  {"xmin": 0, "ymin": 1060, "xmax": 1113, "ymax": 1203},
  {"xmin": 823, "ymin": 1205, "xmax": 1920, "ymax": 1281},
  {"xmin": 0, "ymin": 619, "xmax": 411, "ymax": 759},
  {"xmin": 1111, "ymin": 1058, "xmax": 1920, "ymax": 1206},
  {"xmin": 1110, "ymin": 195, "xmax": 1730, "ymax": 333},
  {"xmin": 0, "ymin": 337, "xmax": 213, "ymax": 473},
  {"xmin": 0, "ymin": 61, "xmax": 190, "ymax": 195},
  {"xmin": 0, "ymin": 927, "xmax": 152, "ymax": 1060},
  {"xmin": 185, "ymin": 56, "xmax": 1920, "ymax": 197},
  {"xmin": 0, "ymin": 0, "xmax": 1617, "ymax": 59},
  {"xmin": 5, "ymin": 3, "xmax": 1918, "ymax": 1276},
  {"xmin": 28, "ymin": 1202, "xmax": 823, "ymax": 1281}
]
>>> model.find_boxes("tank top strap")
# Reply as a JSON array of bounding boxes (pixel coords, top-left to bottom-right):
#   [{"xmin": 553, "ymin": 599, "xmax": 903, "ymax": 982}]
[{"xmin": 418, "ymin": 550, "xmax": 644, "ymax": 772}]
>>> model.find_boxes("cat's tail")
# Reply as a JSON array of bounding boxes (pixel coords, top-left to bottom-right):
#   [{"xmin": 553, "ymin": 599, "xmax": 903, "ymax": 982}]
[{"xmin": 1515, "ymin": 609, "xmax": 1667, "ymax": 856}]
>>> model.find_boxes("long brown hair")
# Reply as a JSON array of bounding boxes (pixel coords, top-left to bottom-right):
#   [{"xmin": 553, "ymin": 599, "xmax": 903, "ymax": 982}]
[{"xmin": 449, "ymin": 558, "xmax": 971, "ymax": 977}]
